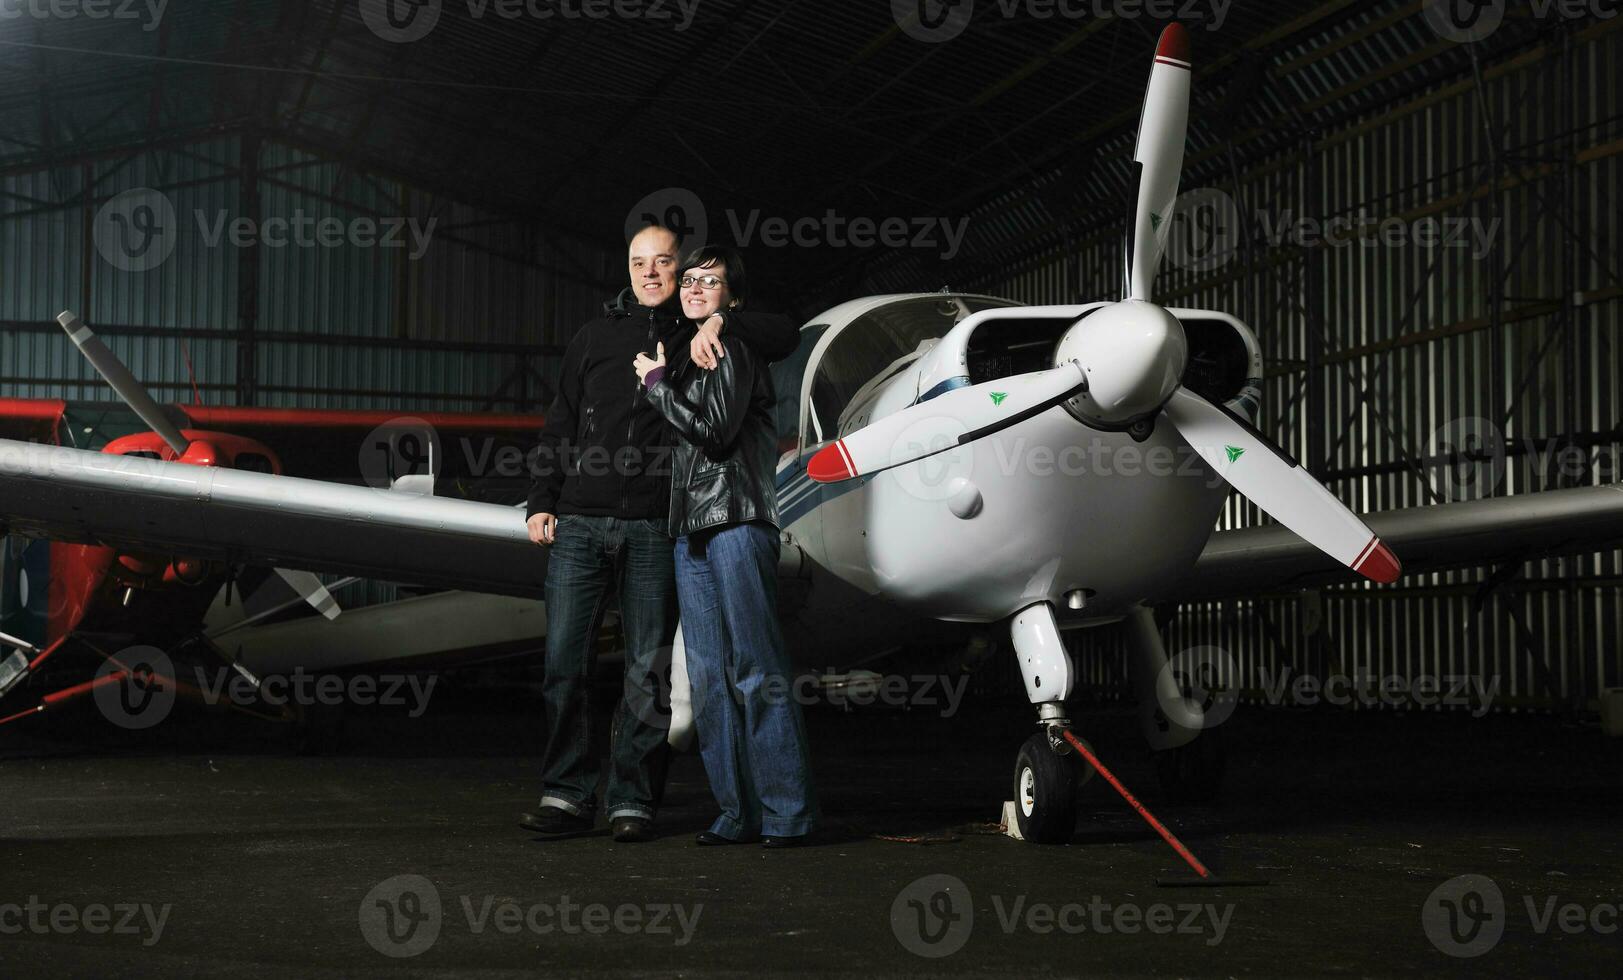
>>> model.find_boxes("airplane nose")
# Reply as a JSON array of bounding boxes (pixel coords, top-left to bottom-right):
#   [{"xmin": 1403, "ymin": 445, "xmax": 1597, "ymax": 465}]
[{"xmin": 1053, "ymin": 300, "xmax": 1188, "ymax": 426}]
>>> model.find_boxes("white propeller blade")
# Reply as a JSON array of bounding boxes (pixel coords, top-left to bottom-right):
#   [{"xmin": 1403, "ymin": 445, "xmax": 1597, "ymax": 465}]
[
  {"xmin": 57, "ymin": 310, "xmax": 190, "ymax": 455},
  {"xmin": 1126, "ymin": 23, "xmax": 1192, "ymax": 302},
  {"xmin": 807, "ymin": 363, "xmax": 1087, "ymax": 483},
  {"xmin": 1163, "ymin": 388, "xmax": 1401, "ymax": 583},
  {"xmin": 274, "ymin": 568, "xmax": 343, "ymax": 621}
]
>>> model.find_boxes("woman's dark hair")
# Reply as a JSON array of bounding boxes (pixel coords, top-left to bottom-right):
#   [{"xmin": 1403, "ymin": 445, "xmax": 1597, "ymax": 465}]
[{"xmin": 680, "ymin": 244, "xmax": 748, "ymax": 310}]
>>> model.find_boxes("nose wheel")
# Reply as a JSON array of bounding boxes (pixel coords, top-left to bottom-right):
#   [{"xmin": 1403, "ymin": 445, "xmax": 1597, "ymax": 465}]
[{"xmin": 1011, "ymin": 730, "xmax": 1092, "ymax": 844}]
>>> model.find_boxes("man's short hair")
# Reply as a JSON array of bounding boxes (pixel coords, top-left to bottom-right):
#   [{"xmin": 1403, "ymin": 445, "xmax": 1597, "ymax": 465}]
[{"xmin": 628, "ymin": 222, "xmax": 683, "ymax": 249}]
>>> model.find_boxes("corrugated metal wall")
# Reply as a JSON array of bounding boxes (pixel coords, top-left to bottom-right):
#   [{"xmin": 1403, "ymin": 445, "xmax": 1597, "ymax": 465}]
[
  {"xmin": 1, "ymin": 134, "xmax": 618, "ymax": 412},
  {"xmin": 2, "ymin": 134, "xmax": 620, "ymax": 608},
  {"xmin": 935, "ymin": 27, "xmax": 1622, "ymax": 713}
]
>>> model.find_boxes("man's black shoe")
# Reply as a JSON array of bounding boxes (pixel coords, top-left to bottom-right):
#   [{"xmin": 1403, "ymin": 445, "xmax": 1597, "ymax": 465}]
[
  {"xmin": 519, "ymin": 807, "xmax": 593, "ymax": 836},
  {"xmin": 695, "ymin": 831, "xmax": 755, "ymax": 846},
  {"xmin": 761, "ymin": 834, "xmax": 810, "ymax": 849},
  {"xmin": 611, "ymin": 816, "xmax": 655, "ymax": 843}
]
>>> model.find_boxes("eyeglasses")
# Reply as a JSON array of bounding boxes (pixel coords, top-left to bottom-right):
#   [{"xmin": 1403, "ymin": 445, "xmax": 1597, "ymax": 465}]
[{"xmin": 680, "ymin": 274, "xmax": 727, "ymax": 290}]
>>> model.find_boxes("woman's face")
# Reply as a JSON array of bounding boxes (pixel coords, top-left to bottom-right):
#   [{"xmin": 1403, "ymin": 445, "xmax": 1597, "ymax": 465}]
[{"xmin": 680, "ymin": 262, "xmax": 731, "ymax": 320}]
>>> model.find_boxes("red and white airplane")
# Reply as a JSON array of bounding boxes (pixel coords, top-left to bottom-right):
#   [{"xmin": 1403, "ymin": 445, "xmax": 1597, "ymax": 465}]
[
  {"xmin": 2, "ymin": 24, "xmax": 1619, "ymax": 840},
  {"xmin": 0, "ymin": 317, "xmax": 543, "ymax": 727}
]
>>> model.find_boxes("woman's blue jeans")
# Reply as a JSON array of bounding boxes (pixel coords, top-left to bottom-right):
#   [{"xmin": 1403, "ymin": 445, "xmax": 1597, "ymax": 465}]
[{"xmin": 675, "ymin": 522, "xmax": 818, "ymax": 839}]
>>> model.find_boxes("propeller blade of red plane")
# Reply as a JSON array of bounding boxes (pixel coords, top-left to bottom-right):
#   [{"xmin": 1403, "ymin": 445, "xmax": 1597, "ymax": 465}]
[{"xmin": 57, "ymin": 310, "xmax": 190, "ymax": 455}]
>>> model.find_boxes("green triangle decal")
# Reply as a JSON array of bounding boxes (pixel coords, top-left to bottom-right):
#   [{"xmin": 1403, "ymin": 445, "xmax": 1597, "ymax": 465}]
[
  {"xmin": 1224, "ymin": 445, "xmax": 1245, "ymax": 462},
  {"xmin": 1150, "ymin": 211, "xmax": 1163, "ymax": 230},
  {"xmin": 989, "ymin": 392, "xmax": 1008, "ymax": 406}
]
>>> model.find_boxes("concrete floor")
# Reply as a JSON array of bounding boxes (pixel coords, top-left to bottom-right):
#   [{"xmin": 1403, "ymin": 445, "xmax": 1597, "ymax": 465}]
[{"xmin": 2, "ymin": 684, "xmax": 1620, "ymax": 978}]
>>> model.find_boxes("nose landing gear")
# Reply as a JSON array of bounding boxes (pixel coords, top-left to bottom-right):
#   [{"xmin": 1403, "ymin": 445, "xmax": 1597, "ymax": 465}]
[
  {"xmin": 1009, "ymin": 602, "xmax": 1085, "ymax": 843},
  {"xmin": 1007, "ymin": 601, "xmax": 1225, "ymax": 844}
]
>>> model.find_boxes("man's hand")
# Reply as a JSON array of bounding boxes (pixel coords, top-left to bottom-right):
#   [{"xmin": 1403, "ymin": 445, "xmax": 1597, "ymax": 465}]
[
  {"xmin": 633, "ymin": 342, "xmax": 666, "ymax": 386},
  {"xmin": 527, "ymin": 512, "xmax": 558, "ymax": 546},
  {"xmin": 691, "ymin": 313, "xmax": 726, "ymax": 370}
]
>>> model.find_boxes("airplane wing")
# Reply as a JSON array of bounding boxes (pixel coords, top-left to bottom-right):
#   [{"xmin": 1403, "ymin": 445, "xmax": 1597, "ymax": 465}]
[
  {"xmin": 0, "ymin": 437, "xmax": 544, "ymax": 598},
  {"xmin": 1174, "ymin": 484, "xmax": 1623, "ymax": 600}
]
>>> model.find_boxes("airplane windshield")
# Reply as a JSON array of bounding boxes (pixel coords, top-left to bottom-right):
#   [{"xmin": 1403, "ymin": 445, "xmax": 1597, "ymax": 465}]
[
  {"xmin": 771, "ymin": 324, "xmax": 828, "ymax": 453},
  {"xmin": 806, "ymin": 296, "xmax": 1018, "ymax": 444}
]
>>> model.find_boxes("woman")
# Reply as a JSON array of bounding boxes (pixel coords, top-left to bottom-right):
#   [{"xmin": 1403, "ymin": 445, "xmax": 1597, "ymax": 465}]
[{"xmin": 632, "ymin": 245, "xmax": 818, "ymax": 848}]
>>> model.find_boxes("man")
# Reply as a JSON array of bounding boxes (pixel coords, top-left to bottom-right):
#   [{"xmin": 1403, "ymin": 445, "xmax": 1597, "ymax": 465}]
[{"xmin": 522, "ymin": 223, "xmax": 797, "ymax": 843}]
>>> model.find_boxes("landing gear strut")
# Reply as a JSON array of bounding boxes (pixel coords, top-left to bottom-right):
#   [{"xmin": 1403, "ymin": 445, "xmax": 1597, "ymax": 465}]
[
  {"xmin": 1006, "ymin": 601, "xmax": 1225, "ymax": 843},
  {"xmin": 1008, "ymin": 602, "xmax": 1088, "ymax": 843}
]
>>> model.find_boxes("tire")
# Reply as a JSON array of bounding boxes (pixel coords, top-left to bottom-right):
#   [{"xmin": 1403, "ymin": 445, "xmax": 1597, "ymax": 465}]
[
  {"xmin": 1012, "ymin": 732, "xmax": 1079, "ymax": 844},
  {"xmin": 1154, "ymin": 728, "xmax": 1225, "ymax": 803}
]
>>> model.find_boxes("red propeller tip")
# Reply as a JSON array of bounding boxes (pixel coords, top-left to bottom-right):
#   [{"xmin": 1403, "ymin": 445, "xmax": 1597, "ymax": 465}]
[
  {"xmin": 1155, "ymin": 23, "xmax": 1190, "ymax": 65},
  {"xmin": 1353, "ymin": 538, "xmax": 1402, "ymax": 584},
  {"xmin": 807, "ymin": 441, "xmax": 856, "ymax": 483}
]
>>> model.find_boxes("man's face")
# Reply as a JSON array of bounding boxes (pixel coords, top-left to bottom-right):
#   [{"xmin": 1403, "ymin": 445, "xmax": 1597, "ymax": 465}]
[{"xmin": 628, "ymin": 227, "xmax": 679, "ymax": 308}]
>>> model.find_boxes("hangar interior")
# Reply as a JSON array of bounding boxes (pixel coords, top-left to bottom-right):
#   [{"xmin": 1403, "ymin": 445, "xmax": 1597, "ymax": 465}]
[
  {"xmin": 2, "ymin": 2, "xmax": 1622, "ymax": 975},
  {"xmin": 3, "ymin": 0, "xmax": 1617, "ymax": 712}
]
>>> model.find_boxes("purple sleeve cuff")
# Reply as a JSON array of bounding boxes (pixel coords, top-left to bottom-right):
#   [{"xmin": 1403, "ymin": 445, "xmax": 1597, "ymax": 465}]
[{"xmin": 644, "ymin": 365, "xmax": 666, "ymax": 388}]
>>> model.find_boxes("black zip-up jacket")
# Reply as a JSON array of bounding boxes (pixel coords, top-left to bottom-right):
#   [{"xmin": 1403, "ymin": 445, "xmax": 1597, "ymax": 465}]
[
  {"xmin": 644, "ymin": 326, "xmax": 780, "ymax": 537},
  {"xmin": 526, "ymin": 294, "xmax": 796, "ymax": 520}
]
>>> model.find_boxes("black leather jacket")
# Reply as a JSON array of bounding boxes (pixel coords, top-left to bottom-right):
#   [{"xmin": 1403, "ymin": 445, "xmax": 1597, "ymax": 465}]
[
  {"xmin": 644, "ymin": 328, "xmax": 780, "ymax": 538},
  {"xmin": 525, "ymin": 295, "xmax": 796, "ymax": 520}
]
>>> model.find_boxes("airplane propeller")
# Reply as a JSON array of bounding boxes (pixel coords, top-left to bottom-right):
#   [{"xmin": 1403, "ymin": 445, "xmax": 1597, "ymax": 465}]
[
  {"xmin": 54, "ymin": 310, "xmax": 351, "ymax": 612},
  {"xmin": 806, "ymin": 24, "xmax": 1402, "ymax": 585},
  {"xmin": 57, "ymin": 310, "xmax": 190, "ymax": 456}
]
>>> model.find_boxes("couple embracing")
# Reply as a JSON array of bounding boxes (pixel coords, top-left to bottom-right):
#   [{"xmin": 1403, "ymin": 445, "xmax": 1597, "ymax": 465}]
[{"xmin": 521, "ymin": 222, "xmax": 817, "ymax": 847}]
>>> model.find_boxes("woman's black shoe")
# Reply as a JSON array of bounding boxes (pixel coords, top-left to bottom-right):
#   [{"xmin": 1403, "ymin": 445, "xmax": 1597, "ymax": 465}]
[
  {"xmin": 761, "ymin": 834, "xmax": 809, "ymax": 849},
  {"xmin": 695, "ymin": 831, "xmax": 753, "ymax": 846}
]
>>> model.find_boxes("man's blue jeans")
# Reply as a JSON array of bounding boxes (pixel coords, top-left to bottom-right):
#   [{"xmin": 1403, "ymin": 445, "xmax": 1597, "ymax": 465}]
[
  {"xmin": 538, "ymin": 515, "xmax": 676, "ymax": 822},
  {"xmin": 675, "ymin": 522, "xmax": 818, "ymax": 839}
]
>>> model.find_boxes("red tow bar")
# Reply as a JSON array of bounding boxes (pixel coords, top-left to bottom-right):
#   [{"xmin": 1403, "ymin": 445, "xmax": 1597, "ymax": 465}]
[{"xmin": 1059, "ymin": 729, "xmax": 1211, "ymax": 880}]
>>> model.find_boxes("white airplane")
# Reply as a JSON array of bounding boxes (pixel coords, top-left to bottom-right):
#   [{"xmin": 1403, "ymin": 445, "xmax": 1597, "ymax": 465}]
[{"xmin": 3, "ymin": 24, "xmax": 1621, "ymax": 842}]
